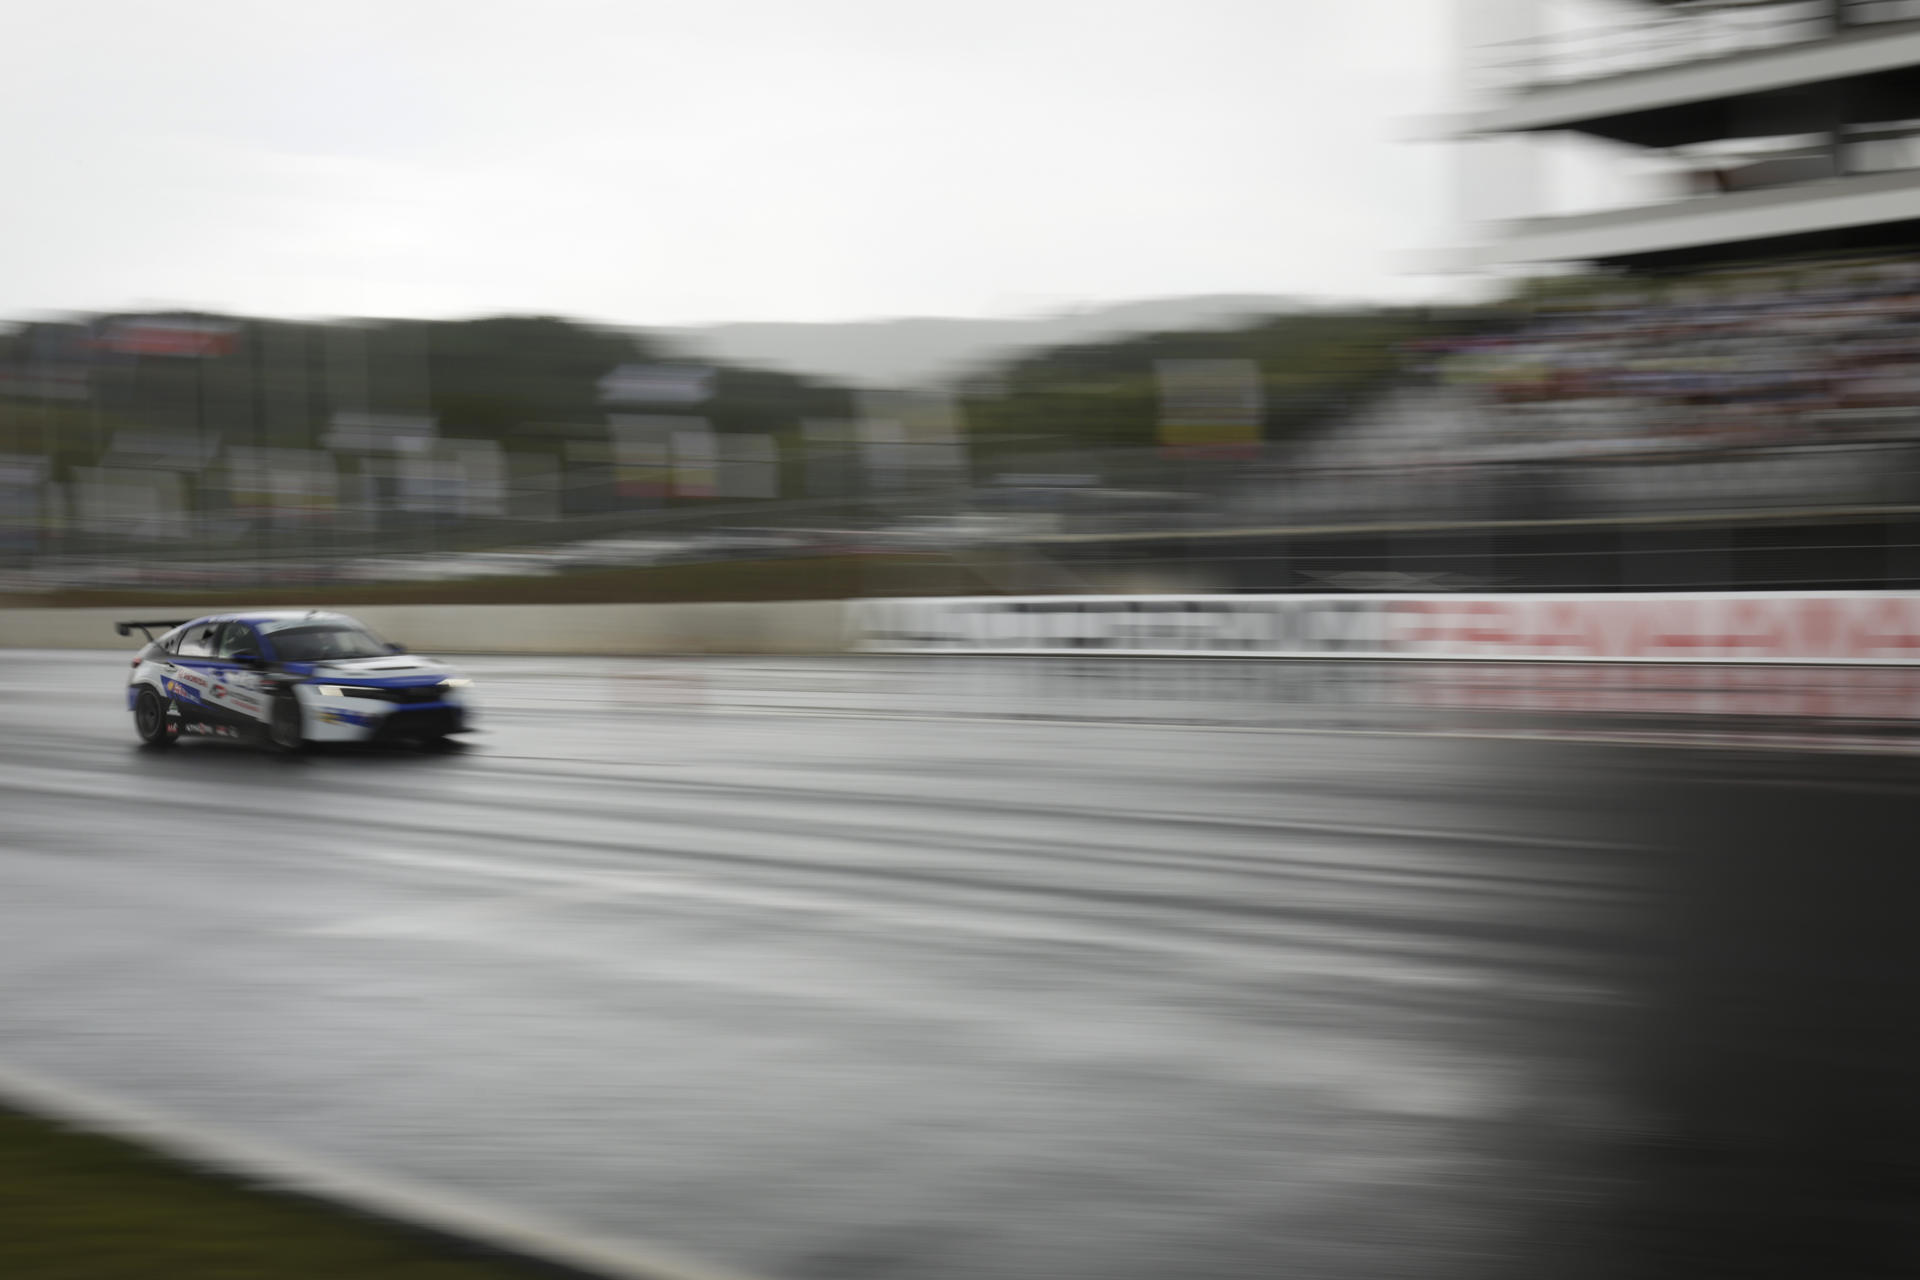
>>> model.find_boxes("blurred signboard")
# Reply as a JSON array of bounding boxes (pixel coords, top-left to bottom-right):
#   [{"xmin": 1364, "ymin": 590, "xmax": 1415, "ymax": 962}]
[
  {"xmin": 599, "ymin": 364, "xmax": 714, "ymax": 406},
  {"xmin": 0, "ymin": 367, "xmax": 90, "ymax": 400},
  {"xmin": 672, "ymin": 427, "xmax": 718, "ymax": 498},
  {"xmin": 1155, "ymin": 359, "xmax": 1262, "ymax": 459},
  {"xmin": 855, "ymin": 592, "xmax": 1920, "ymax": 664},
  {"xmin": 857, "ymin": 391, "xmax": 967, "ymax": 489},
  {"xmin": 71, "ymin": 467, "xmax": 189, "ymax": 537},
  {"xmin": 446, "ymin": 440, "xmax": 506, "ymax": 518},
  {"xmin": 102, "ymin": 430, "xmax": 221, "ymax": 472},
  {"xmin": 94, "ymin": 319, "xmax": 239, "ymax": 359},
  {"xmin": 717, "ymin": 433, "xmax": 779, "ymax": 499},
  {"xmin": 225, "ymin": 447, "xmax": 339, "ymax": 517},
  {"xmin": 324, "ymin": 413, "xmax": 438, "ymax": 454},
  {"xmin": 611, "ymin": 441, "xmax": 672, "ymax": 499},
  {"xmin": 858, "ymin": 417, "xmax": 909, "ymax": 491},
  {"xmin": 392, "ymin": 457, "xmax": 465, "ymax": 514},
  {"xmin": 610, "ymin": 414, "xmax": 701, "ymax": 498},
  {"xmin": 0, "ymin": 455, "xmax": 49, "ymax": 488}
]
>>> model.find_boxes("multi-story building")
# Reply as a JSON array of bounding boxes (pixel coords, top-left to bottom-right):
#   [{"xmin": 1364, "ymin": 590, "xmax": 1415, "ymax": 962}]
[{"xmin": 1459, "ymin": 0, "xmax": 1920, "ymax": 273}]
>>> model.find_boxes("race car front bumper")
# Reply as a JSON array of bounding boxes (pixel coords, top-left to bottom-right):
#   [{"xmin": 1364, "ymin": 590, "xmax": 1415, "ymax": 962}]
[
  {"xmin": 369, "ymin": 705, "xmax": 468, "ymax": 742},
  {"xmin": 300, "ymin": 688, "xmax": 472, "ymax": 742}
]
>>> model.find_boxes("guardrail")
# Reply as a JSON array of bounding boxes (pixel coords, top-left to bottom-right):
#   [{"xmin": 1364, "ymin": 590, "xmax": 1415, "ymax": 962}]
[
  {"xmin": 1477, "ymin": 0, "xmax": 1920, "ymax": 94},
  {"xmin": 12, "ymin": 436, "xmax": 1920, "ymax": 597}
]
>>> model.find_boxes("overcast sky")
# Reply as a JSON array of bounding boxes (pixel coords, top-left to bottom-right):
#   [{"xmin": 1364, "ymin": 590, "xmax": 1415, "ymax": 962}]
[{"xmin": 2, "ymin": 0, "xmax": 1461, "ymax": 327}]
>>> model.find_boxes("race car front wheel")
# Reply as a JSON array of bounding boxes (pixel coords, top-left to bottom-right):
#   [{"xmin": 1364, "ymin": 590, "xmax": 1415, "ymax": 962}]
[
  {"xmin": 134, "ymin": 688, "xmax": 174, "ymax": 747},
  {"xmin": 269, "ymin": 695, "xmax": 307, "ymax": 753}
]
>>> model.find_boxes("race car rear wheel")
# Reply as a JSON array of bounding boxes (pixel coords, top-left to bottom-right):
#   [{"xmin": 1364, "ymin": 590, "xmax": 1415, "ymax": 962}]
[
  {"xmin": 134, "ymin": 688, "xmax": 174, "ymax": 747},
  {"xmin": 269, "ymin": 695, "xmax": 307, "ymax": 754}
]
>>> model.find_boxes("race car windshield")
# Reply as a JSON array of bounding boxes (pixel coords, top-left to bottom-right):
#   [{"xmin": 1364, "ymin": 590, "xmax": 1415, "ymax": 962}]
[{"xmin": 269, "ymin": 624, "xmax": 392, "ymax": 662}]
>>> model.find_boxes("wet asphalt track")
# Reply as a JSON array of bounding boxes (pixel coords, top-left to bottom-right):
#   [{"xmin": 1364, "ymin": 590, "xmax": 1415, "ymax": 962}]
[{"xmin": 4, "ymin": 653, "xmax": 1920, "ymax": 1280}]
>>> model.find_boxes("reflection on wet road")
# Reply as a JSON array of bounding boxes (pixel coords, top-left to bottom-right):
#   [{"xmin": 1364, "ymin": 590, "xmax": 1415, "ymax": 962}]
[{"xmin": 1, "ymin": 653, "xmax": 1917, "ymax": 1279}]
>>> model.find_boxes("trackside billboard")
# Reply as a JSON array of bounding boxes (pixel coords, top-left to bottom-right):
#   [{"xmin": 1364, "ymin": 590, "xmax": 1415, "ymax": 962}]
[{"xmin": 851, "ymin": 593, "xmax": 1920, "ymax": 665}]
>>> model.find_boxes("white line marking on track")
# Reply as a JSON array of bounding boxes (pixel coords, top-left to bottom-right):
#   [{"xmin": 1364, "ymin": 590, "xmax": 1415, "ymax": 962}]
[{"xmin": 698, "ymin": 704, "xmax": 1920, "ymax": 755}]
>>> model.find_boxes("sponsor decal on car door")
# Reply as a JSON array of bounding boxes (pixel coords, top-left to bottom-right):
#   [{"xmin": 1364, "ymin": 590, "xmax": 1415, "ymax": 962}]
[
  {"xmin": 162, "ymin": 622, "xmax": 222, "ymax": 712},
  {"xmin": 215, "ymin": 624, "xmax": 272, "ymax": 724}
]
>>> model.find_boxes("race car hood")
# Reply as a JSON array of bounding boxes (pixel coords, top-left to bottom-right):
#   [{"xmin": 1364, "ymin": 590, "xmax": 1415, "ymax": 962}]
[{"xmin": 295, "ymin": 655, "xmax": 457, "ymax": 683}]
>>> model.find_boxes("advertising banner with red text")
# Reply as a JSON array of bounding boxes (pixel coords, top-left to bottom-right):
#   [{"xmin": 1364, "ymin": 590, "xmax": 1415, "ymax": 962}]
[{"xmin": 851, "ymin": 593, "xmax": 1920, "ymax": 665}]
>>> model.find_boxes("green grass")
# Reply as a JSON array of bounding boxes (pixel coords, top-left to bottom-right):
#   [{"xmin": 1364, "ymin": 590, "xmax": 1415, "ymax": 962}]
[
  {"xmin": 0, "ymin": 554, "xmax": 1002, "ymax": 610},
  {"xmin": 0, "ymin": 1106, "xmax": 577, "ymax": 1280}
]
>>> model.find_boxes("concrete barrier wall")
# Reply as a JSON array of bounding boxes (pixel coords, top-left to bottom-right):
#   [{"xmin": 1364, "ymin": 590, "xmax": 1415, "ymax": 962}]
[
  {"xmin": 0, "ymin": 600, "xmax": 850, "ymax": 656},
  {"xmin": 0, "ymin": 607, "xmax": 161, "ymax": 650},
  {"xmin": 351, "ymin": 601, "xmax": 848, "ymax": 656}
]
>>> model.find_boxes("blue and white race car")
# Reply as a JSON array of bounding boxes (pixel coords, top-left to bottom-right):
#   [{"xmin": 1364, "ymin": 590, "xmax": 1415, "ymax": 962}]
[{"xmin": 119, "ymin": 611, "xmax": 474, "ymax": 751}]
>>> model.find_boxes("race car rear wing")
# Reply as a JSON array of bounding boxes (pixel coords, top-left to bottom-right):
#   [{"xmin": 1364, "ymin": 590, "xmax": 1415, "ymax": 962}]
[{"xmin": 114, "ymin": 619, "xmax": 192, "ymax": 642}]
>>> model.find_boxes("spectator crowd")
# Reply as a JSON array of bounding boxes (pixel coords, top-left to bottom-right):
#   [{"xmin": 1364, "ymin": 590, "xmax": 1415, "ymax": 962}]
[{"xmin": 1426, "ymin": 254, "xmax": 1920, "ymax": 456}]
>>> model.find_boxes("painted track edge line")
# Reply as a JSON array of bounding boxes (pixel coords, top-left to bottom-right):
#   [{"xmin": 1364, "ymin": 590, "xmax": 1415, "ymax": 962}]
[
  {"xmin": 709, "ymin": 704, "xmax": 1920, "ymax": 755},
  {"xmin": 0, "ymin": 1057, "xmax": 767, "ymax": 1280},
  {"xmin": 857, "ymin": 647, "xmax": 1920, "ymax": 666}
]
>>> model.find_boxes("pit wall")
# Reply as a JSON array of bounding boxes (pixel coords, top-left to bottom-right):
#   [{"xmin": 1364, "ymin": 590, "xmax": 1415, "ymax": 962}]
[{"xmin": 8, "ymin": 592, "xmax": 1920, "ymax": 663}]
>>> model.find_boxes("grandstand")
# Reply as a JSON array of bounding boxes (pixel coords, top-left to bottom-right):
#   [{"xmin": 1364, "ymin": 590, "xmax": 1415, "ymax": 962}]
[
  {"xmin": 1217, "ymin": 0, "xmax": 1920, "ymax": 591},
  {"xmin": 1021, "ymin": 4, "xmax": 1920, "ymax": 595},
  {"xmin": 1454, "ymin": 0, "xmax": 1920, "ymax": 447}
]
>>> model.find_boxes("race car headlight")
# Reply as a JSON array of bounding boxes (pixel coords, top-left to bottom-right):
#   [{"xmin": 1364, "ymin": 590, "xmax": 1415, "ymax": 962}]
[
  {"xmin": 312, "ymin": 684, "xmax": 348, "ymax": 696},
  {"xmin": 439, "ymin": 678, "xmax": 472, "ymax": 689}
]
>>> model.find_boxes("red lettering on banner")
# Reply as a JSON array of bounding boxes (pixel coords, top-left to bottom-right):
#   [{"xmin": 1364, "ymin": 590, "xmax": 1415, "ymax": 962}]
[
  {"xmin": 1849, "ymin": 596, "xmax": 1920, "ymax": 658},
  {"xmin": 1580, "ymin": 602, "xmax": 1625, "ymax": 659},
  {"xmin": 1392, "ymin": 600, "xmax": 1441, "ymax": 650},
  {"xmin": 1462, "ymin": 600, "xmax": 1511, "ymax": 648},
  {"xmin": 1380, "ymin": 593, "xmax": 1920, "ymax": 663},
  {"xmin": 1528, "ymin": 601, "xmax": 1600, "ymax": 656},
  {"xmin": 1796, "ymin": 597, "xmax": 1841, "ymax": 658},
  {"xmin": 1410, "ymin": 657, "xmax": 1920, "ymax": 718},
  {"xmin": 1723, "ymin": 598, "xmax": 1785, "ymax": 656},
  {"xmin": 1650, "ymin": 598, "xmax": 1718, "ymax": 653},
  {"xmin": 1621, "ymin": 601, "xmax": 1659, "ymax": 658}
]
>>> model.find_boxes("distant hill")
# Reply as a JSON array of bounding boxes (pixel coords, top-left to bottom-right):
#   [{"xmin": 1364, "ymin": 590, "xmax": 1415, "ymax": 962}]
[{"xmin": 661, "ymin": 294, "xmax": 1304, "ymax": 389}]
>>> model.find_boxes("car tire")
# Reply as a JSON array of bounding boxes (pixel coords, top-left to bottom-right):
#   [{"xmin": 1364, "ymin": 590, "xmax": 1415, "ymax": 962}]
[
  {"xmin": 269, "ymin": 694, "xmax": 308, "ymax": 754},
  {"xmin": 134, "ymin": 688, "xmax": 175, "ymax": 748}
]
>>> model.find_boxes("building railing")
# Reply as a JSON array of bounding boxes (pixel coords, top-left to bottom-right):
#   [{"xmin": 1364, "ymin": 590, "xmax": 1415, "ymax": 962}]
[{"xmin": 1480, "ymin": 0, "xmax": 1920, "ymax": 95}]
